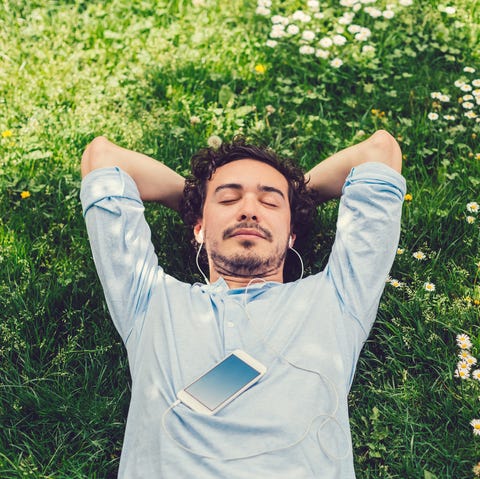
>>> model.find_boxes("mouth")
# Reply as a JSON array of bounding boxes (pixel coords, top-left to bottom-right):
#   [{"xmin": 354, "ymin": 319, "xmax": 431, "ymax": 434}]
[{"xmin": 223, "ymin": 223, "xmax": 272, "ymax": 241}]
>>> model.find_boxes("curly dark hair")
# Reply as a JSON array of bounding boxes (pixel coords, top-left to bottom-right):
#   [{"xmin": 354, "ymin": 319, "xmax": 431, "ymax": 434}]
[{"xmin": 180, "ymin": 137, "xmax": 317, "ymax": 242}]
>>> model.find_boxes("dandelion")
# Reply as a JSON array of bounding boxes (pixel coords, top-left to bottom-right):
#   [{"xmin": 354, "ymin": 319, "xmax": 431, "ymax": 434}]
[
  {"xmin": 1, "ymin": 130, "xmax": 12, "ymax": 138},
  {"xmin": 254, "ymin": 64, "xmax": 266, "ymax": 74},
  {"xmin": 207, "ymin": 135, "xmax": 222, "ymax": 149},
  {"xmin": 20, "ymin": 191, "xmax": 31, "ymax": 199},
  {"xmin": 457, "ymin": 333, "xmax": 473, "ymax": 349},
  {"xmin": 428, "ymin": 112, "xmax": 439, "ymax": 120},
  {"xmin": 467, "ymin": 202, "xmax": 479, "ymax": 213},
  {"xmin": 404, "ymin": 193, "xmax": 413, "ymax": 201},
  {"xmin": 413, "ymin": 251, "xmax": 426, "ymax": 260},
  {"xmin": 397, "ymin": 248, "xmax": 404, "ymax": 255},
  {"xmin": 424, "ymin": 282, "xmax": 435, "ymax": 292},
  {"xmin": 471, "ymin": 419, "xmax": 480, "ymax": 436},
  {"xmin": 330, "ymin": 58, "xmax": 343, "ymax": 68},
  {"xmin": 467, "ymin": 216, "xmax": 476, "ymax": 224}
]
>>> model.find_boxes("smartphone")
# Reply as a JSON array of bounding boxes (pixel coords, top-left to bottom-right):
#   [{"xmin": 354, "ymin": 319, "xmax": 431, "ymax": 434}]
[{"xmin": 177, "ymin": 350, "xmax": 266, "ymax": 415}]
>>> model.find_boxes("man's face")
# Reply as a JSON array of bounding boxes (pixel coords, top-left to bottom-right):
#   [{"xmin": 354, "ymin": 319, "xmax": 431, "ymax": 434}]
[{"xmin": 195, "ymin": 159, "xmax": 294, "ymax": 283}]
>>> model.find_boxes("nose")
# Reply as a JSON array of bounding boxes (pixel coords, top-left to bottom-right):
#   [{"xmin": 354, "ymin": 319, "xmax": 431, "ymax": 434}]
[{"xmin": 237, "ymin": 195, "xmax": 258, "ymax": 222}]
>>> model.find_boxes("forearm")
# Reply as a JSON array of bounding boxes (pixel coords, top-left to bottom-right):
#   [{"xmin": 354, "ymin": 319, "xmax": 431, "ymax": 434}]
[
  {"xmin": 81, "ymin": 137, "xmax": 185, "ymax": 211},
  {"xmin": 306, "ymin": 130, "xmax": 402, "ymax": 202}
]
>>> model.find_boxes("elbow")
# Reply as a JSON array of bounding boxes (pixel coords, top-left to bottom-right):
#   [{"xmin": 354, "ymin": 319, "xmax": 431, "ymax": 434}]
[{"xmin": 81, "ymin": 136, "xmax": 111, "ymax": 178}]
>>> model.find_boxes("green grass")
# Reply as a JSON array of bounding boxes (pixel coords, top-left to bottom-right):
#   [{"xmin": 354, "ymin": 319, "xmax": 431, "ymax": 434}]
[{"xmin": 0, "ymin": 0, "xmax": 479, "ymax": 477}]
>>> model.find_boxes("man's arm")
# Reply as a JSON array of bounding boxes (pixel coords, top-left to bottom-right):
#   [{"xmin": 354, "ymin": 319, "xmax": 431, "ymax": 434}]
[
  {"xmin": 81, "ymin": 136, "xmax": 185, "ymax": 211},
  {"xmin": 306, "ymin": 130, "xmax": 402, "ymax": 203}
]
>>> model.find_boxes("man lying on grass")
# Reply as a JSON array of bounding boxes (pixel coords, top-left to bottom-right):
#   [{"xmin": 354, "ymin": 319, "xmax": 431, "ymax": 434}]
[{"xmin": 80, "ymin": 130, "xmax": 405, "ymax": 478}]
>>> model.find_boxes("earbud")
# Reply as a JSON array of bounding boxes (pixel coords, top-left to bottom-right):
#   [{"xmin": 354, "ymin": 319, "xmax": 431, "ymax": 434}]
[
  {"xmin": 197, "ymin": 229, "xmax": 204, "ymax": 244},
  {"xmin": 288, "ymin": 236, "xmax": 294, "ymax": 249}
]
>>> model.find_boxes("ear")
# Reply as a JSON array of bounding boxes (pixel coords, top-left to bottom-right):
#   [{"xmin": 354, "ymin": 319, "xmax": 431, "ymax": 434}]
[
  {"xmin": 194, "ymin": 222, "xmax": 204, "ymax": 244},
  {"xmin": 288, "ymin": 233, "xmax": 296, "ymax": 249}
]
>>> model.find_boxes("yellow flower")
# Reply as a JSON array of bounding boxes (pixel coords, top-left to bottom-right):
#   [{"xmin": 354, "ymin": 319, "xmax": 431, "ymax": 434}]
[
  {"xmin": 396, "ymin": 248, "xmax": 404, "ymax": 255},
  {"xmin": 20, "ymin": 191, "xmax": 31, "ymax": 199},
  {"xmin": 254, "ymin": 64, "xmax": 266, "ymax": 74},
  {"xmin": 404, "ymin": 193, "xmax": 413, "ymax": 201},
  {"xmin": 1, "ymin": 130, "xmax": 12, "ymax": 138},
  {"xmin": 476, "ymin": 153, "xmax": 480, "ymax": 160}
]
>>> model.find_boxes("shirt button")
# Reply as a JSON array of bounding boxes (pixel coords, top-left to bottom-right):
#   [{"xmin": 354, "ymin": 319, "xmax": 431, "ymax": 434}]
[{"xmin": 227, "ymin": 321, "xmax": 235, "ymax": 328}]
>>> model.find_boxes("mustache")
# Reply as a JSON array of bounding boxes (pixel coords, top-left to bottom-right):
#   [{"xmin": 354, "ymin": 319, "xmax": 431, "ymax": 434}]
[{"xmin": 222, "ymin": 222, "xmax": 273, "ymax": 241}]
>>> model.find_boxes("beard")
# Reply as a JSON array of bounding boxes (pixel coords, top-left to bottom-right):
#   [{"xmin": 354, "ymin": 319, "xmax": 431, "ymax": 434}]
[{"xmin": 209, "ymin": 240, "xmax": 286, "ymax": 278}]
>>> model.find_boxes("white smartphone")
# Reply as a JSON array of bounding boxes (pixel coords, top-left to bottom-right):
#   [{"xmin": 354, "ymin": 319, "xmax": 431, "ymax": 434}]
[{"xmin": 177, "ymin": 350, "xmax": 266, "ymax": 415}]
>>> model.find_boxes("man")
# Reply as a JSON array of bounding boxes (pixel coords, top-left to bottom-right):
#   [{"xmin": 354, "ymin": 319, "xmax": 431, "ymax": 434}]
[{"xmin": 80, "ymin": 130, "xmax": 405, "ymax": 478}]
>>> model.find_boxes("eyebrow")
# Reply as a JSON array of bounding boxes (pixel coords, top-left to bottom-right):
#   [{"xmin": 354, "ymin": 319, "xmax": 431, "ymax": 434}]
[{"xmin": 214, "ymin": 183, "xmax": 285, "ymax": 199}]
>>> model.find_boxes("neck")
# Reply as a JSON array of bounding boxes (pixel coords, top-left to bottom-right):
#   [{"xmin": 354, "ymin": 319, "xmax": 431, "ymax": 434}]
[{"xmin": 209, "ymin": 270, "xmax": 284, "ymax": 289}]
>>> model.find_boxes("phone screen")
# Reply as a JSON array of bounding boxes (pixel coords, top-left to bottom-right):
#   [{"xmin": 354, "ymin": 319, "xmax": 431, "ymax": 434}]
[{"xmin": 185, "ymin": 353, "xmax": 261, "ymax": 411}]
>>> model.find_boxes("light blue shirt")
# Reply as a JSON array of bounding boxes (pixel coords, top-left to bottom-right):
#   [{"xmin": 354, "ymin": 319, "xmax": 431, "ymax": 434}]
[{"xmin": 81, "ymin": 162, "xmax": 405, "ymax": 478}]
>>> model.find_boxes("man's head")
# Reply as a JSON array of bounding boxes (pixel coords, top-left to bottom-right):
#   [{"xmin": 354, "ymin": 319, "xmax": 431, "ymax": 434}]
[{"xmin": 181, "ymin": 137, "xmax": 316, "ymax": 284}]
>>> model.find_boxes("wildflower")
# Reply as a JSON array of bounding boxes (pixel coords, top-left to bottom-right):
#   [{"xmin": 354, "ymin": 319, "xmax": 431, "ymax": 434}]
[
  {"xmin": 271, "ymin": 15, "xmax": 288, "ymax": 25},
  {"xmin": 456, "ymin": 333, "xmax": 473, "ymax": 349},
  {"xmin": 404, "ymin": 193, "xmax": 413, "ymax": 201},
  {"xmin": 266, "ymin": 39, "xmax": 278, "ymax": 48},
  {"xmin": 454, "ymin": 80, "xmax": 466, "ymax": 88},
  {"xmin": 467, "ymin": 202, "xmax": 479, "ymax": 213},
  {"xmin": 286, "ymin": 24, "xmax": 300, "ymax": 35},
  {"xmin": 330, "ymin": 58, "xmax": 343, "ymax": 68},
  {"xmin": 443, "ymin": 6, "xmax": 456, "ymax": 15},
  {"xmin": 292, "ymin": 10, "xmax": 311, "ymax": 23},
  {"xmin": 413, "ymin": 251, "xmax": 426, "ymax": 260},
  {"xmin": 389, "ymin": 279, "xmax": 402, "ymax": 288},
  {"xmin": 383, "ymin": 10, "xmax": 395, "ymax": 19},
  {"xmin": 461, "ymin": 84, "xmax": 473, "ymax": 92},
  {"xmin": 439, "ymin": 94, "xmax": 450, "ymax": 102},
  {"xmin": 465, "ymin": 355, "xmax": 478, "ymax": 367},
  {"xmin": 472, "ymin": 461, "xmax": 480, "ymax": 476},
  {"xmin": 473, "ymin": 79, "xmax": 480, "ymax": 87},
  {"xmin": 332, "ymin": 35, "xmax": 347, "ymax": 46},
  {"xmin": 1, "ymin": 130, "xmax": 12, "ymax": 138},
  {"xmin": 265, "ymin": 105, "xmax": 276, "ymax": 114},
  {"xmin": 427, "ymin": 112, "xmax": 439, "ymax": 120},
  {"xmin": 20, "ymin": 191, "xmax": 31, "ymax": 199},
  {"xmin": 364, "ymin": 7, "xmax": 382, "ymax": 18},
  {"xmin": 443, "ymin": 115, "xmax": 456, "ymax": 120},
  {"xmin": 463, "ymin": 102, "xmax": 475, "ymax": 109},
  {"xmin": 256, "ymin": 6, "xmax": 270, "ymax": 15},
  {"xmin": 362, "ymin": 45, "xmax": 375, "ymax": 54},
  {"xmin": 455, "ymin": 367, "xmax": 470, "ymax": 379},
  {"xmin": 464, "ymin": 67, "xmax": 476, "ymax": 73},
  {"xmin": 472, "ymin": 369, "xmax": 480, "ymax": 381},
  {"xmin": 318, "ymin": 37, "xmax": 333, "ymax": 48},
  {"xmin": 397, "ymin": 248, "xmax": 404, "ymax": 255},
  {"xmin": 302, "ymin": 30, "xmax": 315, "ymax": 41},
  {"xmin": 459, "ymin": 350, "xmax": 471, "ymax": 360},
  {"xmin": 254, "ymin": 64, "xmax": 266, "ymax": 74},
  {"xmin": 424, "ymin": 282, "xmax": 435, "ymax": 292},
  {"xmin": 465, "ymin": 111, "xmax": 478, "ymax": 119},
  {"xmin": 431, "ymin": 92, "xmax": 442, "ymax": 99},
  {"xmin": 471, "ymin": 419, "xmax": 480, "ymax": 436},
  {"xmin": 315, "ymin": 49, "xmax": 329, "ymax": 59},
  {"xmin": 189, "ymin": 116, "xmax": 201, "ymax": 125},
  {"xmin": 299, "ymin": 45, "xmax": 315, "ymax": 55},
  {"xmin": 467, "ymin": 216, "xmax": 476, "ymax": 224},
  {"xmin": 399, "ymin": 0, "xmax": 413, "ymax": 5},
  {"xmin": 207, "ymin": 135, "xmax": 222, "ymax": 149},
  {"xmin": 307, "ymin": 0, "xmax": 320, "ymax": 10}
]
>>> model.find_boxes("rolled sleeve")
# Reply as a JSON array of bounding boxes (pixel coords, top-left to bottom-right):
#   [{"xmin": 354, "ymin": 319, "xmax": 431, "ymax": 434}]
[
  {"xmin": 327, "ymin": 162, "xmax": 406, "ymax": 336},
  {"xmin": 80, "ymin": 167, "xmax": 159, "ymax": 343}
]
